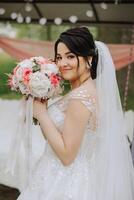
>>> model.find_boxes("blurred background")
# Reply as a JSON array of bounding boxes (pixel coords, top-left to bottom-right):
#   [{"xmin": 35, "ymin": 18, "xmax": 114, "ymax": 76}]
[{"xmin": 0, "ymin": 0, "xmax": 134, "ymax": 200}]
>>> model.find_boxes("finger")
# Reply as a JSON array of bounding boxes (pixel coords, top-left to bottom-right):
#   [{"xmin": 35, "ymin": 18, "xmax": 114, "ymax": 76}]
[
  {"xmin": 41, "ymin": 99, "xmax": 47, "ymax": 103},
  {"xmin": 34, "ymin": 97, "xmax": 41, "ymax": 102}
]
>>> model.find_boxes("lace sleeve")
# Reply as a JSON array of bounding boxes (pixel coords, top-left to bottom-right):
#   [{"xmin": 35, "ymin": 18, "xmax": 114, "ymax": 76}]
[
  {"xmin": 69, "ymin": 87, "xmax": 97, "ymax": 114},
  {"xmin": 68, "ymin": 87, "xmax": 98, "ymax": 132}
]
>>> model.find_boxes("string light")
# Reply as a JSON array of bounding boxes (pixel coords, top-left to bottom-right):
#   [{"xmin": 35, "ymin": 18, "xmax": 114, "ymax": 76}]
[
  {"xmin": 100, "ymin": 2, "xmax": 108, "ymax": 10},
  {"xmin": 39, "ymin": 17, "xmax": 47, "ymax": 25},
  {"xmin": 115, "ymin": 0, "xmax": 119, "ymax": 5},
  {"xmin": 11, "ymin": 12, "xmax": 17, "ymax": 20},
  {"xmin": 86, "ymin": 10, "xmax": 93, "ymax": 18},
  {"xmin": 25, "ymin": 16, "xmax": 31, "ymax": 23},
  {"xmin": 54, "ymin": 17, "xmax": 62, "ymax": 25},
  {"xmin": 25, "ymin": 2, "xmax": 32, "ymax": 12},
  {"xmin": 0, "ymin": 8, "xmax": 5, "ymax": 15},
  {"xmin": 69, "ymin": 15, "xmax": 78, "ymax": 23},
  {"xmin": 17, "ymin": 13, "xmax": 24, "ymax": 23}
]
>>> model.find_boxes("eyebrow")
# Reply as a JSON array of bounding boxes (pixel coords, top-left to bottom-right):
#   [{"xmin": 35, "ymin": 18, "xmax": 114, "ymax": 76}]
[{"xmin": 57, "ymin": 51, "xmax": 72, "ymax": 56}]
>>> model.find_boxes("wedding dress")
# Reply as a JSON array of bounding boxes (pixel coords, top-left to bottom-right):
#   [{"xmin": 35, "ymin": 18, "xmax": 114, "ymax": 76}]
[
  {"xmin": 17, "ymin": 82, "xmax": 99, "ymax": 200},
  {"xmin": 7, "ymin": 41, "xmax": 134, "ymax": 200}
]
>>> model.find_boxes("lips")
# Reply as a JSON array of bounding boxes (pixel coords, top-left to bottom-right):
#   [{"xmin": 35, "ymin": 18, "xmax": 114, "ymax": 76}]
[{"xmin": 61, "ymin": 68, "xmax": 72, "ymax": 73}]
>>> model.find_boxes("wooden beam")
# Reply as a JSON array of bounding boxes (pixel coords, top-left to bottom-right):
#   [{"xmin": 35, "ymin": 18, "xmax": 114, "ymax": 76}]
[
  {"xmin": 32, "ymin": 2, "xmax": 43, "ymax": 18},
  {"xmin": 90, "ymin": 0, "xmax": 100, "ymax": 23},
  {"xmin": 0, "ymin": 0, "xmax": 133, "ymax": 4}
]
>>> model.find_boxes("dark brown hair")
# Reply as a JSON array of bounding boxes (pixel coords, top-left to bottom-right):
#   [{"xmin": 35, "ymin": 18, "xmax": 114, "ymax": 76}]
[{"xmin": 54, "ymin": 26, "xmax": 98, "ymax": 79}]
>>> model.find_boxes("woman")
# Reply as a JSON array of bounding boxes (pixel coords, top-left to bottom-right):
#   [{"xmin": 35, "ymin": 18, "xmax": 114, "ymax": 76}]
[{"xmin": 17, "ymin": 27, "xmax": 134, "ymax": 199}]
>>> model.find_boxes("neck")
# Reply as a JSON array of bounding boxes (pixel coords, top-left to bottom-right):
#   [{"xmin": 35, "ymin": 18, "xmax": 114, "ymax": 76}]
[{"xmin": 70, "ymin": 73, "xmax": 91, "ymax": 89}]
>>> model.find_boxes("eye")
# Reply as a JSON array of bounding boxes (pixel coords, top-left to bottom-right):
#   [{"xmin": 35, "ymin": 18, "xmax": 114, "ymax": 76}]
[
  {"xmin": 56, "ymin": 56, "xmax": 62, "ymax": 61},
  {"xmin": 67, "ymin": 54, "xmax": 75, "ymax": 59}
]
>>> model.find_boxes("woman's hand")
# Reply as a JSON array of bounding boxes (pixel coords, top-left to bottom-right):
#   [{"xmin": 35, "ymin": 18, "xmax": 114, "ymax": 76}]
[{"xmin": 33, "ymin": 98, "xmax": 48, "ymax": 120}]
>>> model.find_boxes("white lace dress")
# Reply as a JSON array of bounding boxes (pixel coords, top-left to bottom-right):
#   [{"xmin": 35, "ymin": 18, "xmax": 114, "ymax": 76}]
[{"xmin": 17, "ymin": 85, "xmax": 98, "ymax": 200}]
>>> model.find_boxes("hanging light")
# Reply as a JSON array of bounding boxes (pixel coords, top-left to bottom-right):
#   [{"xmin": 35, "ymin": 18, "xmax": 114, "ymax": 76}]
[
  {"xmin": 54, "ymin": 17, "xmax": 62, "ymax": 25},
  {"xmin": 69, "ymin": 15, "xmax": 78, "ymax": 23},
  {"xmin": 25, "ymin": 16, "xmax": 31, "ymax": 24},
  {"xmin": 39, "ymin": 17, "xmax": 47, "ymax": 25},
  {"xmin": 0, "ymin": 8, "xmax": 5, "ymax": 15},
  {"xmin": 100, "ymin": 2, "xmax": 108, "ymax": 10},
  {"xmin": 25, "ymin": 2, "xmax": 32, "ymax": 12},
  {"xmin": 11, "ymin": 12, "xmax": 17, "ymax": 20},
  {"xmin": 115, "ymin": 0, "xmax": 119, "ymax": 5},
  {"xmin": 86, "ymin": 10, "xmax": 93, "ymax": 18},
  {"xmin": 17, "ymin": 13, "xmax": 24, "ymax": 23}
]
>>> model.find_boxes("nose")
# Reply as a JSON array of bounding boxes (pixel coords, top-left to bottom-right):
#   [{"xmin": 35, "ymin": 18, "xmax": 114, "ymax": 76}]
[{"xmin": 59, "ymin": 58, "xmax": 68, "ymax": 68}]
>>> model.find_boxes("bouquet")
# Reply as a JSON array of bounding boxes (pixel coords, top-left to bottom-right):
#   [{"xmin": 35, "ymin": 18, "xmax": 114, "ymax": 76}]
[
  {"xmin": 8, "ymin": 56, "xmax": 62, "ymax": 99},
  {"xmin": 7, "ymin": 56, "xmax": 62, "ymax": 124}
]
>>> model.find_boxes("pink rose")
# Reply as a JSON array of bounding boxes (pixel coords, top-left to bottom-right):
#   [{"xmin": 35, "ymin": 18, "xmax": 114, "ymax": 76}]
[
  {"xmin": 22, "ymin": 68, "xmax": 32, "ymax": 85},
  {"xmin": 50, "ymin": 73, "xmax": 60, "ymax": 87}
]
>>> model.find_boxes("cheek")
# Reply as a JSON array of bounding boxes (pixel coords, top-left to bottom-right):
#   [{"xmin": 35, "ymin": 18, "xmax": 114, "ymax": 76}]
[
  {"xmin": 56, "ymin": 63, "xmax": 61, "ymax": 72},
  {"xmin": 79, "ymin": 59, "xmax": 87, "ymax": 71},
  {"xmin": 70, "ymin": 59, "xmax": 79, "ymax": 70}
]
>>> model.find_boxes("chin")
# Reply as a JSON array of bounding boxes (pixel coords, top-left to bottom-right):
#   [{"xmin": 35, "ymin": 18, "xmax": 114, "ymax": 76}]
[{"xmin": 61, "ymin": 73, "xmax": 72, "ymax": 81}]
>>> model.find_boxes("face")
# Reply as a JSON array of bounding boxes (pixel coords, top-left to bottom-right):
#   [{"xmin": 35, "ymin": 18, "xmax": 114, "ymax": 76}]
[{"xmin": 55, "ymin": 42, "xmax": 90, "ymax": 83}]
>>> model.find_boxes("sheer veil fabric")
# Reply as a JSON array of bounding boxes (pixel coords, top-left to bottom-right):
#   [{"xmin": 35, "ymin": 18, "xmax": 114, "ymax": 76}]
[
  {"xmin": 93, "ymin": 41, "xmax": 134, "ymax": 200},
  {"xmin": 5, "ymin": 41, "xmax": 134, "ymax": 199},
  {"xmin": 5, "ymin": 96, "xmax": 34, "ymax": 191}
]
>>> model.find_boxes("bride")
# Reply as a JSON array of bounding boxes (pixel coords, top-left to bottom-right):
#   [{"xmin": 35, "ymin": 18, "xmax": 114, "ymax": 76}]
[{"xmin": 9, "ymin": 27, "xmax": 134, "ymax": 199}]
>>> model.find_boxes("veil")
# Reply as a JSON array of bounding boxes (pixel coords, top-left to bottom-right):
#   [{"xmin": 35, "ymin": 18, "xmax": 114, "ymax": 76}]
[
  {"xmin": 5, "ymin": 96, "xmax": 33, "ymax": 191},
  {"xmin": 93, "ymin": 41, "xmax": 134, "ymax": 200}
]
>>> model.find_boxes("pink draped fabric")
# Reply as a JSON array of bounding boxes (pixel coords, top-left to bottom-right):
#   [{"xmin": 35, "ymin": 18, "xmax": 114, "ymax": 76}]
[
  {"xmin": 0, "ymin": 36, "xmax": 134, "ymax": 70},
  {"xmin": 107, "ymin": 44, "xmax": 134, "ymax": 70},
  {"xmin": 0, "ymin": 37, "xmax": 54, "ymax": 60}
]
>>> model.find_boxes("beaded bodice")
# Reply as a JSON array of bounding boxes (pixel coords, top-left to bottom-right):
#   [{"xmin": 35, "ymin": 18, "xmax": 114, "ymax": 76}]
[
  {"xmin": 48, "ymin": 83, "xmax": 98, "ymax": 134},
  {"xmin": 46, "ymin": 83, "xmax": 98, "ymax": 165}
]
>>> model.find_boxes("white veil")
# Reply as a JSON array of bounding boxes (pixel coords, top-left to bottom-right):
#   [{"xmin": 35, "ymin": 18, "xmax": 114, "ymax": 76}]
[
  {"xmin": 5, "ymin": 96, "xmax": 33, "ymax": 191},
  {"xmin": 93, "ymin": 41, "xmax": 134, "ymax": 200}
]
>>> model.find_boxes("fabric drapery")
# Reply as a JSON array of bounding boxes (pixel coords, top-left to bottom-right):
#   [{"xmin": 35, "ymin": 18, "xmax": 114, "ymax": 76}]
[{"xmin": 0, "ymin": 36, "xmax": 134, "ymax": 70}]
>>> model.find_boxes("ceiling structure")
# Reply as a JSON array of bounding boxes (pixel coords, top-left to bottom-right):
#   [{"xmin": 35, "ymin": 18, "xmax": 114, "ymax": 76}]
[{"xmin": 0, "ymin": 0, "xmax": 134, "ymax": 26}]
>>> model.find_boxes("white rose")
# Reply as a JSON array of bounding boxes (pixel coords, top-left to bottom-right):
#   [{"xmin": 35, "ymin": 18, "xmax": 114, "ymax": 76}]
[
  {"xmin": 29, "ymin": 71, "xmax": 51, "ymax": 98},
  {"xmin": 41, "ymin": 63, "xmax": 59, "ymax": 75},
  {"xmin": 18, "ymin": 82, "xmax": 29, "ymax": 95},
  {"xmin": 19, "ymin": 59, "xmax": 34, "ymax": 68}
]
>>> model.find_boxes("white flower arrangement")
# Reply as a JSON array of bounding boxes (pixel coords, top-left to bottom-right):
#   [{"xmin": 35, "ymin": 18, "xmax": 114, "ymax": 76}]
[{"xmin": 8, "ymin": 56, "xmax": 62, "ymax": 99}]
